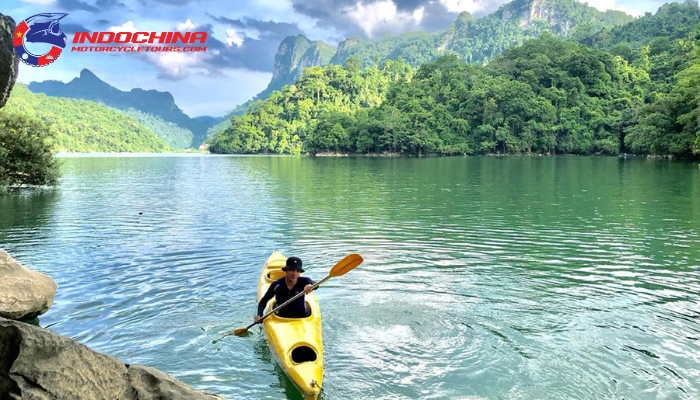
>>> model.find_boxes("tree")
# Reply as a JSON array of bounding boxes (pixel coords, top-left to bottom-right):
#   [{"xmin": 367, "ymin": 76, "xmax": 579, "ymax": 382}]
[
  {"xmin": 344, "ymin": 56, "xmax": 361, "ymax": 73},
  {"xmin": 0, "ymin": 113, "xmax": 61, "ymax": 192}
]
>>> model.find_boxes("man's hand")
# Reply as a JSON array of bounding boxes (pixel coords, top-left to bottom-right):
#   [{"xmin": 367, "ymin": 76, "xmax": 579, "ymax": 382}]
[
  {"xmin": 254, "ymin": 315, "xmax": 261, "ymax": 324},
  {"xmin": 304, "ymin": 284, "xmax": 312, "ymax": 294}
]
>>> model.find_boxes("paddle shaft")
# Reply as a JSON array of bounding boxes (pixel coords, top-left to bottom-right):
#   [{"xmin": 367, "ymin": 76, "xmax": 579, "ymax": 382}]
[
  {"xmin": 231, "ymin": 253, "xmax": 362, "ymax": 337},
  {"xmin": 250, "ymin": 275, "xmax": 331, "ymax": 328}
]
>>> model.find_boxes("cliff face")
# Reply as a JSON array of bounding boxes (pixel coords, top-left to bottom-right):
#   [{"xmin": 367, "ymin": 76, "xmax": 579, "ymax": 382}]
[
  {"xmin": 329, "ymin": 36, "xmax": 366, "ymax": 65},
  {"xmin": 496, "ymin": 0, "xmax": 630, "ymax": 33},
  {"xmin": 499, "ymin": 0, "xmax": 575, "ymax": 32},
  {"xmin": 271, "ymin": 35, "xmax": 313, "ymax": 84},
  {"xmin": 0, "ymin": 13, "xmax": 18, "ymax": 109},
  {"xmin": 256, "ymin": 35, "xmax": 336, "ymax": 101},
  {"xmin": 252, "ymin": 0, "xmax": 634, "ymax": 104}
]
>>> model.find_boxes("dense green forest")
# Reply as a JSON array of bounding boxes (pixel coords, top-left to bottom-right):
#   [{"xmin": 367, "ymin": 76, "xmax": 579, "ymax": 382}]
[
  {"xmin": 210, "ymin": 1, "xmax": 700, "ymax": 159},
  {"xmin": 28, "ymin": 68, "xmax": 213, "ymax": 149},
  {"xmin": 119, "ymin": 107, "xmax": 194, "ymax": 149},
  {"xmin": 329, "ymin": 0, "xmax": 634, "ymax": 69},
  {"xmin": 205, "ymin": 0, "xmax": 635, "ymax": 140},
  {"xmin": 1, "ymin": 85, "xmax": 171, "ymax": 153},
  {"xmin": 209, "ymin": 58, "xmax": 413, "ymax": 154},
  {"xmin": 0, "ymin": 113, "xmax": 60, "ymax": 193},
  {"xmin": 580, "ymin": 0, "xmax": 700, "ymax": 50}
]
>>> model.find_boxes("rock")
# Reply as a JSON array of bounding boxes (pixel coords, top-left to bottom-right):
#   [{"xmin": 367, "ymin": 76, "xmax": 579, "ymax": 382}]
[
  {"xmin": 0, "ymin": 249, "xmax": 58, "ymax": 320},
  {"xmin": 0, "ymin": 13, "xmax": 19, "ymax": 109},
  {"xmin": 255, "ymin": 34, "xmax": 335, "ymax": 100},
  {"xmin": 0, "ymin": 317, "xmax": 224, "ymax": 399}
]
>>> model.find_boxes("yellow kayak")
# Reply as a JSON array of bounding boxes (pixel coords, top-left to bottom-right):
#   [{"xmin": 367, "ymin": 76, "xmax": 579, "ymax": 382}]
[{"xmin": 257, "ymin": 251, "xmax": 324, "ymax": 399}]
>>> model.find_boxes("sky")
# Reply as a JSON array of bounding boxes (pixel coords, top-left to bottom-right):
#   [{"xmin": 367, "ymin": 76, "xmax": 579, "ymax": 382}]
[{"xmin": 3, "ymin": 0, "xmax": 678, "ymax": 118}]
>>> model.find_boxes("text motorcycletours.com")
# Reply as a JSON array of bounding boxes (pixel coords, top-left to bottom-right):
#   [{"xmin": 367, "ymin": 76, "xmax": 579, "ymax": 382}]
[
  {"xmin": 70, "ymin": 31, "xmax": 208, "ymax": 53},
  {"xmin": 71, "ymin": 46, "xmax": 207, "ymax": 52}
]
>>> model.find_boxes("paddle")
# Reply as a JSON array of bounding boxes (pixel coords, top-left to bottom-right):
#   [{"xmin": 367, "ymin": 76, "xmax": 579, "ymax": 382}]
[{"xmin": 231, "ymin": 253, "xmax": 364, "ymax": 337}]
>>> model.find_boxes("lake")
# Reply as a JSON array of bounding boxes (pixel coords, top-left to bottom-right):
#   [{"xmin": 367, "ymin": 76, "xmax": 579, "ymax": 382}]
[{"xmin": 1, "ymin": 155, "xmax": 698, "ymax": 399}]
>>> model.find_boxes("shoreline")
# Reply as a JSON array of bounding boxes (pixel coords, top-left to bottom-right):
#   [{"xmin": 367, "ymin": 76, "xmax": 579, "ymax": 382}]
[{"xmin": 50, "ymin": 151, "xmax": 699, "ymax": 162}]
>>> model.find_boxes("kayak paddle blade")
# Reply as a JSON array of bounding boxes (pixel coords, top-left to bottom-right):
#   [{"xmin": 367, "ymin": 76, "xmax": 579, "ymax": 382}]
[
  {"xmin": 328, "ymin": 253, "xmax": 363, "ymax": 278},
  {"xmin": 233, "ymin": 327, "xmax": 249, "ymax": 337}
]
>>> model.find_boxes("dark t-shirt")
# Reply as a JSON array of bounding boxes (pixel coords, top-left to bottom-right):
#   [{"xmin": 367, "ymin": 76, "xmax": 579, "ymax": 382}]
[{"xmin": 257, "ymin": 276, "xmax": 315, "ymax": 319}]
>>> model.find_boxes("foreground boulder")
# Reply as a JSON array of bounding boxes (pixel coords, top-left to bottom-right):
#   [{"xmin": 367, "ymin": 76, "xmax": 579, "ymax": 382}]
[
  {"xmin": 0, "ymin": 249, "xmax": 58, "ymax": 320},
  {"xmin": 0, "ymin": 13, "xmax": 19, "ymax": 108},
  {"xmin": 0, "ymin": 317, "xmax": 224, "ymax": 399}
]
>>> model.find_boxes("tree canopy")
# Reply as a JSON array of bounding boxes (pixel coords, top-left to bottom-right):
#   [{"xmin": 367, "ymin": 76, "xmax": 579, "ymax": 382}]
[
  {"xmin": 210, "ymin": 8, "xmax": 700, "ymax": 159},
  {"xmin": 2, "ymin": 85, "xmax": 171, "ymax": 153},
  {"xmin": 0, "ymin": 113, "xmax": 60, "ymax": 193}
]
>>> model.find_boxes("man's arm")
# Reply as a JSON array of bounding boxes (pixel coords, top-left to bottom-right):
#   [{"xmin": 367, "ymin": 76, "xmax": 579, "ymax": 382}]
[
  {"xmin": 257, "ymin": 282, "xmax": 278, "ymax": 317},
  {"xmin": 302, "ymin": 277, "xmax": 317, "ymax": 294}
]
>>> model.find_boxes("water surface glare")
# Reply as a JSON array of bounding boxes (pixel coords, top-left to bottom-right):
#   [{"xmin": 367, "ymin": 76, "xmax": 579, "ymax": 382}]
[{"xmin": 1, "ymin": 155, "xmax": 699, "ymax": 399}]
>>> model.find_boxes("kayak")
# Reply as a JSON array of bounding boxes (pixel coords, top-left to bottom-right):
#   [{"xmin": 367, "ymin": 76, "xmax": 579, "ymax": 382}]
[{"xmin": 257, "ymin": 250, "xmax": 324, "ymax": 399}]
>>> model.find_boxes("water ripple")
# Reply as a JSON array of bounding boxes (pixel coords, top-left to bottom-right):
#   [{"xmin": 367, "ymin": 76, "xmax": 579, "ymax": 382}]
[{"xmin": 0, "ymin": 156, "xmax": 699, "ymax": 399}]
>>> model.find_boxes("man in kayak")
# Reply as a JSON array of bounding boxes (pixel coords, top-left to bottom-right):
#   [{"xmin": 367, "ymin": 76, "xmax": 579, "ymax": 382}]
[{"xmin": 254, "ymin": 256, "xmax": 315, "ymax": 322}]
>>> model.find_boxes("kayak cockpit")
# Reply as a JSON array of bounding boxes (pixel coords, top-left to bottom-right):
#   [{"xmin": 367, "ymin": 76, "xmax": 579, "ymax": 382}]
[
  {"xmin": 291, "ymin": 345, "xmax": 318, "ymax": 363},
  {"xmin": 266, "ymin": 270, "xmax": 285, "ymax": 281},
  {"xmin": 270, "ymin": 301, "xmax": 314, "ymax": 318}
]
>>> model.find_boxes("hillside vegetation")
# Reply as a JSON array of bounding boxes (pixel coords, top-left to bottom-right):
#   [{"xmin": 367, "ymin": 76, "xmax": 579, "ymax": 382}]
[
  {"xmin": 210, "ymin": 1, "xmax": 700, "ymax": 159},
  {"xmin": 1, "ymin": 85, "xmax": 171, "ymax": 153}
]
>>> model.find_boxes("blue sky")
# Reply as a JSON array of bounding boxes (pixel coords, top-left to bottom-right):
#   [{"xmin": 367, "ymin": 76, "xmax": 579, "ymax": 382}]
[{"xmin": 3, "ymin": 0, "xmax": 678, "ymax": 117}]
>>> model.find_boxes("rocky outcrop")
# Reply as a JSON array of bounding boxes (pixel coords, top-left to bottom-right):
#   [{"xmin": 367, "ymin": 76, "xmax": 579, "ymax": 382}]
[
  {"xmin": 0, "ymin": 13, "xmax": 19, "ymax": 109},
  {"xmin": 329, "ymin": 36, "xmax": 365, "ymax": 65},
  {"xmin": 515, "ymin": 0, "xmax": 575, "ymax": 32},
  {"xmin": 0, "ymin": 250, "xmax": 57, "ymax": 320},
  {"xmin": 255, "ymin": 34, "xmax": 336, "ymax": 100},
  {"xmin": 246, "ymin": 0, "xmax": 635, "ymax": 106},
  {"xmin": 0, "ymin": 317, "xmax": 224, "ymax": 399},
  {"xmin": 497, "ymin": 0, "xmax": 634, "ymax": 33}
]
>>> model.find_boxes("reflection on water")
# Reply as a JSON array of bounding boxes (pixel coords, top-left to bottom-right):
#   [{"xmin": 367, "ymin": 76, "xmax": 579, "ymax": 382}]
[
  {"xmin": 253, "ymin": 337, "xmax": 308, "ymax": 400},
  {"xmin": 0, "ymin": 189, "xmax": 59, "ymax": 249},
  {"xmin": 0, "ymin": 155, "xmax": 698, "ymax": 400}
]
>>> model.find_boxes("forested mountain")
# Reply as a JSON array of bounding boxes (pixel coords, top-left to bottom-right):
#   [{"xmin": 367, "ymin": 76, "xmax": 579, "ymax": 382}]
[
  {"xmin": 206, "ymin": 100, "xmax": 255, "ymax": 140},
  {"xmin": 14, "ymin": 0, "xmax": 700, "ymax": 158},
  {"xmin": 209, "ymin": 58, "xmax": 412, "ymax": 154},
  {"xmin": 1, "ymin": 84, "xmax": 170, "ymax": 153},
  {"xmin": 218, "ymin": 0, "xmax": 634, "ymax": 126},
  {"xmin": 28, "ymin": 69, "xmax": 218, "ymax": 148},
  {"xmin": 207, "ymin": 36, "xmax": 336, "ymax": 137},
  {"xmin": 579, "ymin": 0, "xmax": 700, "ymax": 50},
  {"xmin": 120, "ymin": 108, "xmax": 194, "ymax": 149},
  {"xmin": 209, "ymin": 1, "xmax": 700, "ymax": 159},
  {"xmin": 260, "ymin": 35, "xmax": 337, "ymax": 101},
  {"xmin": 330, "ymin": 0, "xmax": 633, "ymax": 69}
]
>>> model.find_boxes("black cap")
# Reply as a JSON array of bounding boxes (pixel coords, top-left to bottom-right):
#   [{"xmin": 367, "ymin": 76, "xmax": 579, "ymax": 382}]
[{"xmin": 282, "ymin": 256, "xmax": 304, "ymax": 272}]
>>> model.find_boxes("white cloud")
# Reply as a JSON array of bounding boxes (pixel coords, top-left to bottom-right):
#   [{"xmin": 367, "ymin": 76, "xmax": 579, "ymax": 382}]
[
  {"xmin": 177, "ymin": 19, "xmax": 196, "ymax": 31},
  {"xmin": 439, "ymin": 0, "xmax": 484, "ymax": 13},
  {"xmin": 413, "ymin": 6, "xmax": 425, "ymax": 22},
  {"xmin": 345, "ymin": 0, "xmax": 425, "ymax": 38},
  {"xmin": 109, "ymin": 21, "xmax": 138, "ymax": 33},
  {"xmin": 577, "ymin": 0, "xmax": 643, "ymax": 17},
  {"xmin": 152, "ymin": 52, "xmax": 200, "ymax": 79},
  {"xmin": 226, "ymin": 28, "xmax": 245, "ymax": 47}
]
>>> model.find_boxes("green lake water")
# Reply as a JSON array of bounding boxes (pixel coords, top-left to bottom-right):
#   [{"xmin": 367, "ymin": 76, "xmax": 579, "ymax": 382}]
[{"xmin": 0, "ymin": 155, "xmax": 698, "ymax": 399}]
